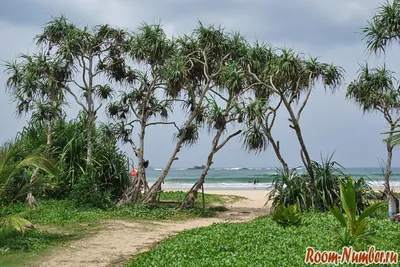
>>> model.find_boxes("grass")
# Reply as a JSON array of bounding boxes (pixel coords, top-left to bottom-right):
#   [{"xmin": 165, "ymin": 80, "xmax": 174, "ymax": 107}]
[
  {"xmin": 7, "ymin": 191, "xmax": 240, "ymax": 226},
  {"xmin": 0, "ymin": 191, "xmax": 240, "ymax": 267},
  {"xmin": 127, "ymin": 211, "xmax": 400, "ymax": 267},
  {"xmin": 0, "ymin": 229, "xmax": 86, "ymax": 267}
]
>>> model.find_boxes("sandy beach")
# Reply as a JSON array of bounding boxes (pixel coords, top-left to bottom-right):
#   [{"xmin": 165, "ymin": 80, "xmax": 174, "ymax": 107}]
[{"xmin": 204, "ymin": 190, "xmax": 270, "ymax": 209}]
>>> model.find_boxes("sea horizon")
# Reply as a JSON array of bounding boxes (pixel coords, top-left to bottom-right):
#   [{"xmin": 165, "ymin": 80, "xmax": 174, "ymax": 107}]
[{"xmin": 144, "ymin": 166, "xmax": 400, "ymax": 191}]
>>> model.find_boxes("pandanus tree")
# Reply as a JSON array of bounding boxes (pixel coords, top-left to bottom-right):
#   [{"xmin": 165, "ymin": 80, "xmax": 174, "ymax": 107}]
[
  {"xmin": 5, "ymin": 52, "xmax": 70, "ymax": 207},
  {"xmin": 246, "ymin": 48, "xmax": 344, "ymax": 189},
  {"xmin": 180, "ymin": 34, "xmax": 267, "ymax": 208},
  {"xmin": 180, "ymin": 68, "xmax": 251, "ymax": 207},
  {"xmin": 35, "ymin": 16, "xmax": 133, "ymax": 172},
  {"xmin": 361, "ymin": 0, "xmax": 400, "ymax": 194},
  {"xmin": 347, "ymin": 64, "xmax": 400, "ymax": 195},
  {"xmin": 239, "ymin": 43, "xmax": 289, "ymax": 173},
  {"xmin": 109, "ymin": 24, "xmax": 178, "ymax": 205},
  {"xmin": 141, "ymin": 24, "xmax": 249, "ymax": 204}
]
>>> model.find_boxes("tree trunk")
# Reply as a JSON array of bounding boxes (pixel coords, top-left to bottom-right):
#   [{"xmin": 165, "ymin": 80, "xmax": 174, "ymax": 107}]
[
  {"xmin": 281, "ymin": 96, "xmax": 314, "ymax": 184},
  {"xmin": 26, "ymin": 168, "xmax": 39, "ymax": 209},
  {"xmin": 265, "ymin": 131, "xmax": 289, "ymax": 174},
  {"xmin": 141, "ymin": 138, "xmax": 184, "ymax": 203},
  {"xmin": 26, "ymin": 120, "xmax": 53, "ymax": 209},
  {"xmin": 86, "ymin": 58, "xmax": 94, "ymax": 173},
  {"xmin": 384, "ymin": 125, "xmax": 395, "ymax": 196},
  {"xmin": 138, "ymin": 123, "xmax": 149, "ymax": 193},
  {"xmin": 141, "ymin": 82, "xmax": 212, "ymax": 204},
  {"xmin": 179, "ymin": 127, "xmax": 241, "ymax": 208},
  {"xmin": 180, "ymin": 130, "xmax": 222, "ymax": 208},
  {"xmin": 117, "ymin": 123, "xmax": 149, "ymax": 206},
  {"xmin": 179, "ymin": 152, "xmax": 214, "ymax": 208}
]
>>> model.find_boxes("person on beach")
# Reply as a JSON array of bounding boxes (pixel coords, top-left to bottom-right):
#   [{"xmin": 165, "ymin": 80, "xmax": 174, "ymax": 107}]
[
  {"xmin": 256, "ymin": 178, "xmax": 260, "ymax": 184},
  {"xmin": 248, "ymin": 178, "xmax": 251, "ymax": 183}
]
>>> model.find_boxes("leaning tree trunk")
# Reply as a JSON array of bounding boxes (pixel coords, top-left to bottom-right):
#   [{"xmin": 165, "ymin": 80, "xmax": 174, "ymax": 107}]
[
  {"xmin": 282, "ymin": 97, "xmax": 314, "ymax": 184},
  {"xmin": 141, "ymin": 83, "xmax": 211, "ymax": 204},
  {"xmin": 180, "ymin": 130, "xmax": 223, "ymax": 208},
  {"xmin": 26, "ymin": 120, "xmax": 53, "ymax": 209},
  {"xmin": 141, "ymin": 138, "xmax": 184, "ymax": 204},
  {"xmin": 117, "ymin": 124, "xmax": 149, "ymax": 206},
  {"xmin": 384, "ymin": 125, "xmax": 395, "ymax": 196}
]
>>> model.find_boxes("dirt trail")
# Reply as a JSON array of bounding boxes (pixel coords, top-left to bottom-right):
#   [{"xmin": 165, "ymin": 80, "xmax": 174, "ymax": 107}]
[{"xmin": 30, "ymin": 194, "xmax": 268, "ymax": 267}]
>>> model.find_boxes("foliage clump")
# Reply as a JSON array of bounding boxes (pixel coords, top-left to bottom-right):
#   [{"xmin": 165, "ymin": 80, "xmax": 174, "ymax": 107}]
[
  {"xmin": 268, "ymin": 155, "xmax": 375, "ymax": 213},
  {"xmin": 271, "ymin": 204, "xmax": 301, "ymax": 228}
]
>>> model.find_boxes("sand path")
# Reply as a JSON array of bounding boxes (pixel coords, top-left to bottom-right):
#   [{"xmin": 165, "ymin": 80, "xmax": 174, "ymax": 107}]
[{"xmin": 31, "ymin": 190, "xmax": 269, "ymax": 267}]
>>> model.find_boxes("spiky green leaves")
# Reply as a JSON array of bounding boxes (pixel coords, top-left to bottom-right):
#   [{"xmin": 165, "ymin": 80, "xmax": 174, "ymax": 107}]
[
  {"xmin": 5, "ymin": 52, "xmax": 70, "ymax": 120},
  {"xmin": 329, "ymin": 176, "xmax": 385, "ymax": 246},
  {"xmin": 174, "ymin": 123, "xmax": 200, "ymax": 147},
  {"xmin": 241, "ymin": 123, "xmax": 267, "ymax": 153},
  {"xmin": 362, "ymin": 0, "xmax": 400, "ymax": 53},
  {"xmin": 129, "ymin": 23, "xmax": 175, "ymax": 67},
  {"xmin": 347, "ymin": 64, "xmax": 400, "ymax": 113}
]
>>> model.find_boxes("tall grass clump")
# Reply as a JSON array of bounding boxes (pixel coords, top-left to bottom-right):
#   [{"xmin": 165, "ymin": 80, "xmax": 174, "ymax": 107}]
[{"xmin": 268, "ymin": 154, "xmax": 375, "ymax": 212}]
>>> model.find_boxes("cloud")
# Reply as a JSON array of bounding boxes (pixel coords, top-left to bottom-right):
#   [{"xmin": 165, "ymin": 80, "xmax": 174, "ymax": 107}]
[{"xmin": 0, "ymin": 0, "xmax": 397, "ymax": 168}]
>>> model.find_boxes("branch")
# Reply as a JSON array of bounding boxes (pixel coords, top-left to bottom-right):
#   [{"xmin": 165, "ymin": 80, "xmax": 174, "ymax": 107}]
[
  {"xmin": 80, "ymin": 56, "xmax": 89, "ymax": 90},
  {"xmin": 231, "ymin": 82, "xmax": 262, "ymax": 104},
  {"xmin": 268, "ymin": 75, "xmax": 281, "ymax": 94},
  {"xmin": 211, "ymin": 53, "xmax": 231, "ymax": 79},
  {"xmin": 215, "ymin": 130, "xmax": 242, "ymax": 152},
  {"xmin": 146, "ymin": 121, "xmax": 180, "ymax": 131},
  {"xmin": 289, "ymin": 75, "xmax": 304, "ymax": 105},
  {"xmin": 247, "ymin": 64, "xmax": 263, "ymax": 84},
  {"xmin": 296, "ymin": 87, "xmax": 312, "ymax": 121},
  {"xmin": 68, "ymin": 79, "xmax": 86, "ymax": 91},
  {"xmin": 210, "ymin": 89, "xmax": 228, "ymax": 102},
  {"xmin": 65, "ymin": 87, "xmax": 88, "ymax": 112},
  {"xmin": 384, "ymin": 109, "xmax": 393, "ymax": 124},
  {"xmin": 93, "ymin": 58, "xmax": 123, "ymax": 77},
  {"xmin": 202, "ymin": 50, "xmax": 210, "ymax": 84},
  {"xmin": 129, "ymin": 102, "xmax": 139, "ymax": 118},
  {"xmin": 395, "ymin": 116, "xmax": 400, "ymax": 125},
  {"xmin": 127, "ymin": 139, "xmax": 140, "ymax": 157},
  {"xmin": 159, "ymin": 99, "xmax": 186, "ymax": 105},
  {"xmin": 94, "ymin": 103, "xmax": 103, "ymax": 114},
  {"xmin": 270, "ymin": 99, "xmax": 283, "ymax": 129},
  {"xmin": 127, "ymin": 119, "xmax": 141, "ymax": 125}
]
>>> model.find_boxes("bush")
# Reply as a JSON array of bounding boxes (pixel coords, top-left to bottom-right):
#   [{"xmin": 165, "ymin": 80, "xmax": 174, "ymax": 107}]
[
  {"xmin": 271, "ymin": 204, "xmax": 301, "ymax": 227},
  {"xmin": 0, "ymin": 114, "xmax": 132, "ymax": 208},
  {"xmin": 268, "ymin": 154, "xmax": 375, "ymax": 213}
]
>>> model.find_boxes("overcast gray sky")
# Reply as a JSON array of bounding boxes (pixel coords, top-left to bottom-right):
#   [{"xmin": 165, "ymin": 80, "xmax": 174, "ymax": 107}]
[{"xmin": 0, "ymin": 0, "xmax": 398, "ymax": 168}]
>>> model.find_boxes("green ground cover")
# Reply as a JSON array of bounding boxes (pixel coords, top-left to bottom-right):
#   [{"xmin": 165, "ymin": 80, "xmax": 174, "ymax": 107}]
[
  {"xmin": 127, "ymin": 212, "xmax": 400, "ymax": 267},
  {"xmin": 0, "ymin": 192, "xmax": 237, "ymax": 267}
]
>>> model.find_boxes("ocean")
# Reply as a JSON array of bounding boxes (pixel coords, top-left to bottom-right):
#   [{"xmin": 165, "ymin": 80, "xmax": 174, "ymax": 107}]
[{"xmin": 146, "ymin": 167, "xmax": 400, "ymax": 191}]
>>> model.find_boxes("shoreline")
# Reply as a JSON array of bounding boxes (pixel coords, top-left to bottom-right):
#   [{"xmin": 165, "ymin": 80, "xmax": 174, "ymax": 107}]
[{"xmin": 165, "ymin": 186, "xmax": 399, "ymax": 210}]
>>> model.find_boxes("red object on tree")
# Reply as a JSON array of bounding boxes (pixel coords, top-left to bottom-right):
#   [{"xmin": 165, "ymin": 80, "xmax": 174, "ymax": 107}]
[{"xmin": 130, "ymin": 169, "xmax": 138, "ymax": 177}]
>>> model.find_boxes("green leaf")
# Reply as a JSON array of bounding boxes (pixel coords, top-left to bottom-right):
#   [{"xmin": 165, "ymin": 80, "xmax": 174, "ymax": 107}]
[
  {"xmin": 329, "ymin": 206, "xmax": 347, "ymax": 228},
  {"xmin": 358, "ymin": 202, "xmax": 385, "ymax": 222}
]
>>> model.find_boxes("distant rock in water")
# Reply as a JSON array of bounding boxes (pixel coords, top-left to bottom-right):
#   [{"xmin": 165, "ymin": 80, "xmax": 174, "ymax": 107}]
[{"xmin": 188, "ymin": 165, "xmax": 206, "ymax": 170}]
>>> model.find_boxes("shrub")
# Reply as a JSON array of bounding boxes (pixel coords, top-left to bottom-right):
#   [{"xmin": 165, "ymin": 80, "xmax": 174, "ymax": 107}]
[
  {"xmin": 268, "ymin": 154, "xmax": 375, "ymax": 213},
  {"xmin": 0, "ymin": 114, "xmax": 132, "ymax": 207},
  {"xmin": 271, "ymin": 204, "xmax": 301, "ymax": 228},
  {"xmin": 329, "ymin": 176, "xmax": 385, "ymax": 247}
]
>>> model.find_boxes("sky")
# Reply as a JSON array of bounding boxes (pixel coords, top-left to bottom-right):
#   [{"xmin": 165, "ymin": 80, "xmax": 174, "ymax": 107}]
[{"xmin": 0, "ymin": 0, "xmax": 399, "ymax": 168}]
